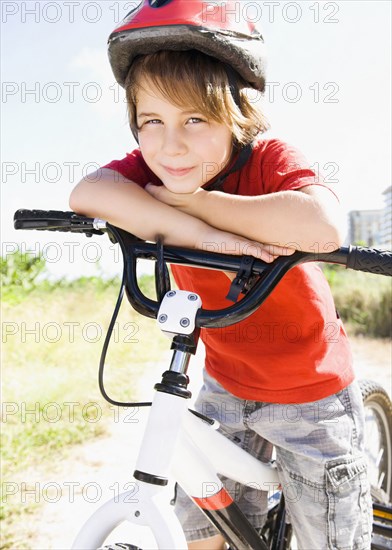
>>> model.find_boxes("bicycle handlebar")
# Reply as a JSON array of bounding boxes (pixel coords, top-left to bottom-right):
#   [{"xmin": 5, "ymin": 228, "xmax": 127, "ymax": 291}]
[
  {"xmin": 13, "ymin": 208, "xmax": 105, "ymax": 236},
  {"xmin": 346, "ymin": 245, "xmax": 392, "ymax": 276},
  {"xmin": 13, "ymin": 209, "xmax": 392, "ymax": 329}
]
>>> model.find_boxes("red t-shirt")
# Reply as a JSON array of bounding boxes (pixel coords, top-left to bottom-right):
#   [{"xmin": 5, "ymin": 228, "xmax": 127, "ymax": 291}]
[{"xmin": 103, "ymin": 138, "xmax": 354, "ymax": 403}]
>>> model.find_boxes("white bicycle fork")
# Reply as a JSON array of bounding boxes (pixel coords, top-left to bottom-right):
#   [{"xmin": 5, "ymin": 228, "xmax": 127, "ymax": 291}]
[{"xmin": 72, "ymin": 291, "xmax": 279, "ymax": 549}]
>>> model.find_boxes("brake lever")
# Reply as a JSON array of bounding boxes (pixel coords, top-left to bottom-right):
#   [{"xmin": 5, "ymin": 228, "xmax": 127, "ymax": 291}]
[{"xmin": 226, "ymin": 255, "xmax": 257, "ymax": 302}]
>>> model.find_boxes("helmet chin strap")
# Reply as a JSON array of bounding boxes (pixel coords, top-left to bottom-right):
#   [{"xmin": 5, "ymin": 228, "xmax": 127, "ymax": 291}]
[
  {"xmin": 202, "ymin": 143, "xmax": 253, "ymax": 192},
  {"xmin": 149, "ymin": 0, "xmax": 173, "ymax": 7}
]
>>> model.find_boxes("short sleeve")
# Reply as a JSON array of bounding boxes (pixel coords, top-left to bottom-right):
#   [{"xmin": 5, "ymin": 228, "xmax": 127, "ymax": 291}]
[
  {"xmin": 249, "ymin": 139, "xmax": 338, "ymax": 199},
  {"xmin": 239, "ymin": 139, "xmax": 336, "ymax": 204}
]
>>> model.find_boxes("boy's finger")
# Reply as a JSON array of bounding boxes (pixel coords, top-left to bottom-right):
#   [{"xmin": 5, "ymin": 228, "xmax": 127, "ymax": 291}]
[
  {"xmin": 244, "ymin": 243, "xmax": 275, "ymax": 262},
  {"xmin": 265, "ymin": 244, "xmax": 296, "ymax": 255},
  {"xmin": 261, "ymin": 252, "xmax": 275, "ymax": 263}
]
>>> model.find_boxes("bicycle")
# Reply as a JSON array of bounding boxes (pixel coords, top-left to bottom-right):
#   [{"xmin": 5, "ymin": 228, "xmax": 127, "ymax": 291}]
[{"xmin": 14, "ymin": 209, "xmax": 392, "ymax": 550}]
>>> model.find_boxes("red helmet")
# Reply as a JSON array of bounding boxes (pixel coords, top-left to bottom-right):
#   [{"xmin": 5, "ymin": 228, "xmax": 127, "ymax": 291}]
[{"xmin": 108, "ymin": 0, "xmax": 266, "ymax": 91}]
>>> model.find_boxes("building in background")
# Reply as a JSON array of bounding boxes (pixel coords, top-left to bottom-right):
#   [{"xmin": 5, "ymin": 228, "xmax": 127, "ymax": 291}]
[
  {"xmin": 380, "ymin": 186, "xmax": 392, "ymax": 249},
  {"xmin": 348, "ymin": 209, "xmax": 383, "ymax": 246},
  {"xmin": 348, "ymin": 186, "xmax": 391, "ymax": 248}
]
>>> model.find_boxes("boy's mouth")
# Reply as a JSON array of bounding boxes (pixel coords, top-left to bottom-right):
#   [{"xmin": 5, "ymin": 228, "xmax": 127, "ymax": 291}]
[{"xmin": 162, "ymin": 165, "xmax": 194, "ymax": 177}]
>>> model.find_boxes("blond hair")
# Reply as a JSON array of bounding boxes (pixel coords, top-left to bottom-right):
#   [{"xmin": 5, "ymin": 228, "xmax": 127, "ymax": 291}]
[{"xmin": 125, "ymin": 50, "xmax": 269, "ymax": 146}]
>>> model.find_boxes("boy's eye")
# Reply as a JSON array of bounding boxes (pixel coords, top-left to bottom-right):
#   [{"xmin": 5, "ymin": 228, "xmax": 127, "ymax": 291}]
[
  {"xmin": 187, "ymin": 117, "xmax": 205, "ymax": 124},
  {"xmin": 144, "ymin": 119, "xmax": 161, "ymax": 125}
]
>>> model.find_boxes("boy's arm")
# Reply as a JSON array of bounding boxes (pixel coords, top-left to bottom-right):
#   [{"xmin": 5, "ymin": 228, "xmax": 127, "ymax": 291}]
[
  {"xmin": 69, "ymin": 169, "xmax": 291, "ymax": 261},
  {"xmin": 145, "ymin": 184, "xmax": 346, "ymax": 252}
]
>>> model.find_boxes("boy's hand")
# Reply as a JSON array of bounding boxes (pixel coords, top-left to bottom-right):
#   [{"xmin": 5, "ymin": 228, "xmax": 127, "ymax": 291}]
[{"xmin": 145, "ymin": 183, "xmax": 204, "ymax": 215}]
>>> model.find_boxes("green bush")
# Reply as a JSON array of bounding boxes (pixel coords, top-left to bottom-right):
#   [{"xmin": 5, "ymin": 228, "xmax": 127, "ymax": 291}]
[
  {"xmin": 1, "ymin": 251, "xmax": 46, "ymax": 288},
  {"xmin": 368, "ymin": 286, "xmax": 392, "ymax": 338},
  {"xmin": 1, "ymin": 250, "xmax": 128, "ymax": 303},
  {"xmin": 322, "ymin": 266, "xmax": 392, "ymax": 338}
]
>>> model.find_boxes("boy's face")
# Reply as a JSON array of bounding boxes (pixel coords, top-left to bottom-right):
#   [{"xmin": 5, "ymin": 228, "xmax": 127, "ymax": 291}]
[{"xmin": 136, "ymin": 78, "xmax": 233, "ymax": 193}]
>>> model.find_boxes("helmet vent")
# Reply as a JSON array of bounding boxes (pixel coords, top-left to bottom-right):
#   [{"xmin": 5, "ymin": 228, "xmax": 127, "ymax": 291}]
[{"xmin": 149, "ymin": 0, "xmax": 173, "ymax": 7}]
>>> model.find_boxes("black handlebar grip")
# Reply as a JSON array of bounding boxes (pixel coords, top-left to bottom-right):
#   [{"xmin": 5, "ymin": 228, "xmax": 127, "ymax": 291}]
[
  {"xmin": 13, "ymin": 209, "xmax": 104, "ymax": 236},
  {"xmin": 14, "ymin": 209, "xmax": 76, "ymax": 229},
  {"xmin": 347, "ymin": 246, "xmax": 392, "ymax": 276}
]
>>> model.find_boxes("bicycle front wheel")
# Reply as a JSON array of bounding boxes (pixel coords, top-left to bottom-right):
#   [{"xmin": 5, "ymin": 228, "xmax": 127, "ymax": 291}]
[{"xmin": 360, "ymin": 380, "xmax": 392, "ymax": 504}]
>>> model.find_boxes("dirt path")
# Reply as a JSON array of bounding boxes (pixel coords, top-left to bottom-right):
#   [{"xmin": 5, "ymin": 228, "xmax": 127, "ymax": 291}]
[{"xmin": 14, "ymin": 337, "xmax": 392, "ymax": 549}]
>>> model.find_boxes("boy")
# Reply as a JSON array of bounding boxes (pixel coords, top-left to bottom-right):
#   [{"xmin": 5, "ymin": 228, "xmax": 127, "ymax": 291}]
[{"xmin": 69, "ymin": 1, "xmax": 371, "ymax": 548}]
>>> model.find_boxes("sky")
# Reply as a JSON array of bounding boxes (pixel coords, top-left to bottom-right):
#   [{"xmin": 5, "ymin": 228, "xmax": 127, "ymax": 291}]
[{"xmin": 1, "ymin": 0, "xmax": 391, "ymax": 279}]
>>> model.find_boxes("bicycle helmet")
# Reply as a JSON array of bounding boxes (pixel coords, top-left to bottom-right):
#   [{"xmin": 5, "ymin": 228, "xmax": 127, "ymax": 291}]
[{"xmin": 108, "ymin": 0, "xmax": 266, "ymax": 91}]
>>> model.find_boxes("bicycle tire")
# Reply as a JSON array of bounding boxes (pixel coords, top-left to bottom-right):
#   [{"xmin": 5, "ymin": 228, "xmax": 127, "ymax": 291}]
[{"xmin": 359, "ymin": 379, "xmax": 392, "ymax": 504}]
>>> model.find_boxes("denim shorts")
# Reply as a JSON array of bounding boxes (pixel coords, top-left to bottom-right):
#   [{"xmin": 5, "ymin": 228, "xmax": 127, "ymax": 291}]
[{"xmin": 174, "ymin": 369, "xmax": 372, "ymax": 549}]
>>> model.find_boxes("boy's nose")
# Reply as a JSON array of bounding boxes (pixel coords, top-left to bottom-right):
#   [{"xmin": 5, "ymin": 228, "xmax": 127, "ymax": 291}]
[{"xmin": 161, "ymin": 128, "xmax": 188, "ymax": 156}]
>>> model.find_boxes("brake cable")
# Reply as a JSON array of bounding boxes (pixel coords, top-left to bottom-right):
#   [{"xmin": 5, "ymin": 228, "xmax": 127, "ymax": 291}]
[
  {"xmin": 97, "ymin": 238, "xmax": 216, "ymax": 430},
  {"xmin": 98, "ymin": 230, "xmax": 153, "ymax": 408}
]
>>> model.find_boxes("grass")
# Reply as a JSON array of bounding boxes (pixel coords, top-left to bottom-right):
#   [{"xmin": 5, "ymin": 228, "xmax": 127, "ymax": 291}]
[
  {"xmin": 1, "ymin": 264, "xmax": 390, "ymax": 547},
  {"xmin": 1, "ymin": 277, "xmax": 168, "ymax": 549},
  {"xmin": 322, "ymin": 266, "xmax": 392, "ymax": 338}
]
